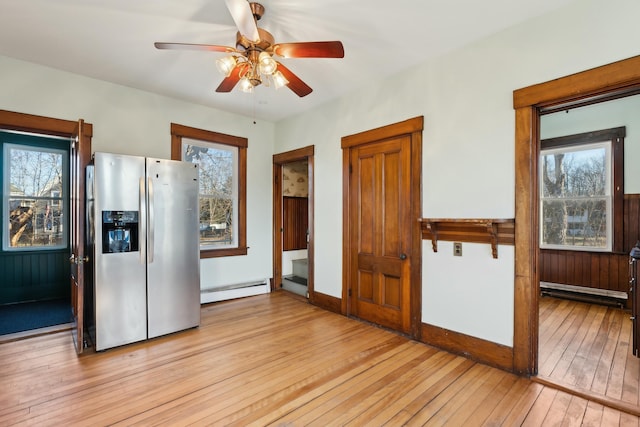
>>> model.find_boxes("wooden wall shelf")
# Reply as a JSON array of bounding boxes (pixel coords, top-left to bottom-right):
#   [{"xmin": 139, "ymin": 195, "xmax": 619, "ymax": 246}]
[{"xmin": 419, "ymin": 218, "xmax": 515, "ymax": 258}]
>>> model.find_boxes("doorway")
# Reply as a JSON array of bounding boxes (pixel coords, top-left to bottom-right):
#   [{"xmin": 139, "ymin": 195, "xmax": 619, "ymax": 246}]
[
  {"xmin": 0, "ymin": 110, "xmax": 91, "ymax": 352},
  {"xmin": 273, "ymin": 146, "xmax": 314, "ymax": 301},
  {"xmin": 536, "ymin": 94, "xmax": 640, "ymax": 411},
  {"xmin": 513, "ymin": 55, "xmax": 640, "ymax": 390},
  {"xmin": 341, "ymin": 117, "xmax": 423, "ymax": 337},
  {"xmin": 0, "ymin": 130, "xmax": 72, "ymax": 337},
  {"xmin": 280, "ymin": 160, "xmax": 310, "ymax": 297}
]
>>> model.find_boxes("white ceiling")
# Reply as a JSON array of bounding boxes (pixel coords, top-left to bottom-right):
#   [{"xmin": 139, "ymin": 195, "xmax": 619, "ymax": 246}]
[{"xmin": 0, "ymin": 0, "xmax": 577, "ymax": 122}]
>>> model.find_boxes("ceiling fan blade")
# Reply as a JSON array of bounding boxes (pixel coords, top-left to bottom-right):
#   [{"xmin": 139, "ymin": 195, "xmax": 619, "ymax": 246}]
[
  {"xmin": 154, "ymin": 42, "xmax": 237, "ymax": 53},
  {"xmin": 224, "ymin": 0, "xmax": 260, "ymax": 43},
  {"xmin": 276, "ymin": 62, "xmax": 312, "ymax": 97},
  {"xmin": 272, "ymin": 41, "xmax": 344, "ymax": 58},
  {"xmin": 216, "ymin": 64, "xmax": 245, "ymax": 93}
]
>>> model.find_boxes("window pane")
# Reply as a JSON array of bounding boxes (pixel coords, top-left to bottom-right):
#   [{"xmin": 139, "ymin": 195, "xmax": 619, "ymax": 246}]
[
  {"xmin": 541, "ymin": 198, "xmax": 608, "ymax": 248},
  {"xmin": 541, "ymin": 146, "xmax": 607, "ymax": 197},
  {"xmin": 540, "ymin": 141, "xmax": 610, "ymax": 251},
  {"xmin": 183, "ymin": 141, "xmax": 238, "ymax": 249},
  {"xmin": 5, "ymin": 145, "xmax": 66, "ymax": 249}
]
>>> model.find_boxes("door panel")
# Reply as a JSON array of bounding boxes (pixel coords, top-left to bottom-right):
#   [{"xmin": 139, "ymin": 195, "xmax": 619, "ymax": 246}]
[
  {"xmin": 358, "ymin": 268, "xmax": 374, "ymax": 301},
  {"xmin": 359, "ymin": 155, "xmax": 375, "ymax": 255},
  {"xmin": 349, "ymin": 136, "xmax": 411, "ymax": 333},
  {"xmin": 382, "ymin": 151, "xmax": 401, "ymax": 257},
  {"xmin": 383, "ymin": 274, "xmax": 401, "ymax": 308}
]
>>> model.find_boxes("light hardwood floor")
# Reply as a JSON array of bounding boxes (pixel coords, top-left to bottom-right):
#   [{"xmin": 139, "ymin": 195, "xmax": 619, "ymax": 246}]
[
  {"xmin": 538, "ymin": 295, "xmax": 640, "ymax": 418},
  {"xmin": 1, "ymin": 291, "xmax": 639, "ymax": 426}
]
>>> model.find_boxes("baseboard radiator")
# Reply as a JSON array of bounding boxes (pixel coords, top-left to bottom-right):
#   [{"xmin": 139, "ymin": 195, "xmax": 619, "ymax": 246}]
[
  {"xmin": 540, "ymin": 281, "xmax": 627, "ymax": 308},
  {"xmin": 201, "ymin": 279, "xmax": 270, "ymax": 304}
]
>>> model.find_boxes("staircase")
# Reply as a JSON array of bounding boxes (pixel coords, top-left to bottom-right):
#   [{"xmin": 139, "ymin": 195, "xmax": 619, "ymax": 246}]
[{"xmin": 282, "ymin": 258, "xmax": 308, "ymax": 297}]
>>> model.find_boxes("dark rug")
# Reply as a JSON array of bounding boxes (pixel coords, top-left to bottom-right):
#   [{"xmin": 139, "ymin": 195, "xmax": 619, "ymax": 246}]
[{"xmin": 0, "ymin": 299, "xmax": 72, "ymax": 335}]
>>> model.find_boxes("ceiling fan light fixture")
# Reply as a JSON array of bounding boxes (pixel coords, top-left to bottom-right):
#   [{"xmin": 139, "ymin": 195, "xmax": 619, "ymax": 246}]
[
  {"xmin": 215, "ymin": 56, "xmax": 237, "ymax": 77},
  {"xmin": 258, "ymin": 51, "xmax": 277, "ymax": 75},
  {"xmin": 156, "ymin": 2, "xmax": 343, "ymax": 97},
  {"xmin": 239, "ymin": 76, "xmax": 254, "ymax": 93},
  {"xmin": 272, "ymin": 70, "xmax": 289, "ymax": 89}
]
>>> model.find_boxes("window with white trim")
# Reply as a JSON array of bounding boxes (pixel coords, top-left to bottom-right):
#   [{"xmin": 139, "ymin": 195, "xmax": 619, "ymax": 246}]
[{"xmin": 3, "ymin": 142, "xmax": 68, "ymax": 250}]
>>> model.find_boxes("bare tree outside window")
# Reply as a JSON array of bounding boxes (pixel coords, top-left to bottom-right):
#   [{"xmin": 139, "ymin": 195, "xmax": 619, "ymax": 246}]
[
  {"xmin": 183, "ymin": 140, "xmax": 238, "ymax": 249},
  {"xmin": 4, "ymin": 144, "xmax": 67, "ymax": 249},
  {"xmin": 540, "ymin": 142, "xmax": 610, "ymax": 251},
  {"xmin": 171, "ymin": 123, "xmax": 247, "ymax": 258}
]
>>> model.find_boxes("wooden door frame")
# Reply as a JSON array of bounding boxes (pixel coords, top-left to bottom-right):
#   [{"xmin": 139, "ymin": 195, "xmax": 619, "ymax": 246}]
[
  {"xmin": 0, "ymin": 110, "xmax": 92, "ymax": 139},
  {"xmin": 0, "ymin": 109, "xmax": 93, "ymax": 353},
  {"xmin": 342, "ymin": 116, "xmax": 423, "ymax": 339},
  {"xmin": 272, "ymin": 146, "xmax": 314, "ymax": 301},
  {"xmin": 513, "ymin": 55, "xmax": 640, "ymax": 375}
]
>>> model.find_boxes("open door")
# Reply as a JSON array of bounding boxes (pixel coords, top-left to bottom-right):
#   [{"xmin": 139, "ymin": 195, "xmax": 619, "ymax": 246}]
[
  {"xmin": 0, "ymin": 110, "xmax": 93, "ymax": 351},
  {"xmin": 69, "ymin": 120, "xmax": 92, "ymax": 354}
]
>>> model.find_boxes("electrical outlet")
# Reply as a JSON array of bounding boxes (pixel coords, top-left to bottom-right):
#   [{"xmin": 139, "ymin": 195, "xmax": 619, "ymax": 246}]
[{"xmin": 453, "ymin": 242, "xmax": 462, "ymax": 256}]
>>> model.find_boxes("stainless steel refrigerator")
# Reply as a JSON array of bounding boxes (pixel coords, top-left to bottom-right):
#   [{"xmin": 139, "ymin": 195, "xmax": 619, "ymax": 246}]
[{"xmin": 88, "ymin": 152, "xmax": 200, "ymax": 351}]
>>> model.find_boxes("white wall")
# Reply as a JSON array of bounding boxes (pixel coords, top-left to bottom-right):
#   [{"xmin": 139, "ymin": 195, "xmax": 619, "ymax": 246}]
[
  {"xmin": 275, "ymin": 0, "xmax": 640, "ymax": 346},
  {"xmin": 0, "ymin": 55, "xmax": 275, "ymax": 291},
  {"xmin": 282, "ymin": 249, "xmax": 308, "ymax": 276}
]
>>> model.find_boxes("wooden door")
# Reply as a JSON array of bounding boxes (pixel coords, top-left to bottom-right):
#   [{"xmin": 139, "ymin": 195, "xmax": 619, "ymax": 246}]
[
  {"xmin": 348, "ymin": 135, "xmax": 412, "ymax": 333},
  {"xmin": 70, "ymin": 120, "xmax": 91, "ymax": 354}
]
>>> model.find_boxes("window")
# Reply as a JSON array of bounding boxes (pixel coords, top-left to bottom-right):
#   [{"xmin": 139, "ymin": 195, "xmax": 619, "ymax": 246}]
[
  {"xmin": 171, "ymin": 123, "xmax": 247, "ymax": 258},
  {"xmin": 539, "ymin": 127, "xmax": 624, "ymax": 252},
  {"xmin": 3, "ymin": 139, "xmax": 68, "ymax": 251}
]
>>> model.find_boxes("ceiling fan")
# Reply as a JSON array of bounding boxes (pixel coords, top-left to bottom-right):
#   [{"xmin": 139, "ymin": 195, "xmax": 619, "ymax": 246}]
[{"xmin": 154, "ymin": 0, "xmax": 344, "ymax": 97}]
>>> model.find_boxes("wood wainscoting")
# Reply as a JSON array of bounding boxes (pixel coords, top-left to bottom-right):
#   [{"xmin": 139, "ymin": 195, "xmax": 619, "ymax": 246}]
[
  {"xmin": 282, "ymin": 196, "xmax": 308, "ymax": 251},
  {"xmin": 539, "ymin": 194, "xmax": 640, "ymax": 305},
  {"xmin": 539, "ymin": 251, "xmax": 629, "ymax": 298},
  {"xmin": 627, "ymin": 195, "xmax": 640, "ymax": 247}
]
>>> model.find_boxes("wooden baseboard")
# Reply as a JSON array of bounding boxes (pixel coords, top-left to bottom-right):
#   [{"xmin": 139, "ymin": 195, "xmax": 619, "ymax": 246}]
[
  {"xmin": 421, "ymin": 323, "xmax": 514, "ymax": 372},
  {"xmin": 309, "ymin": 293, "xmax": 514, "ymax": 372},
  {"xmin": 310, "ymin": 291, "xmax": 342, "ymax": 314}
]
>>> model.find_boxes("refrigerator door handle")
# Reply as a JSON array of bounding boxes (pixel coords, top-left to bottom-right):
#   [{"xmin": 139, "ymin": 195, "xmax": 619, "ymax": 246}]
[
  {"xmin": 148, "ymin": 177, "xmax": 155, "ymax": 263},
  {"xmin": 139, "ymin": 177, "xmax": 146, "ymax": 264}
]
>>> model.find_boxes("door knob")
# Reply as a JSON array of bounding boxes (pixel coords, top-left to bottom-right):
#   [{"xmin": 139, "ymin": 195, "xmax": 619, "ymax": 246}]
[
  {"xmin": 69, "ymin": 254, "xmax": 89, "ymax": 264},
  {"xmin": 399, "ymin": 253, "xmax": 407, "ymax": 260}
]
